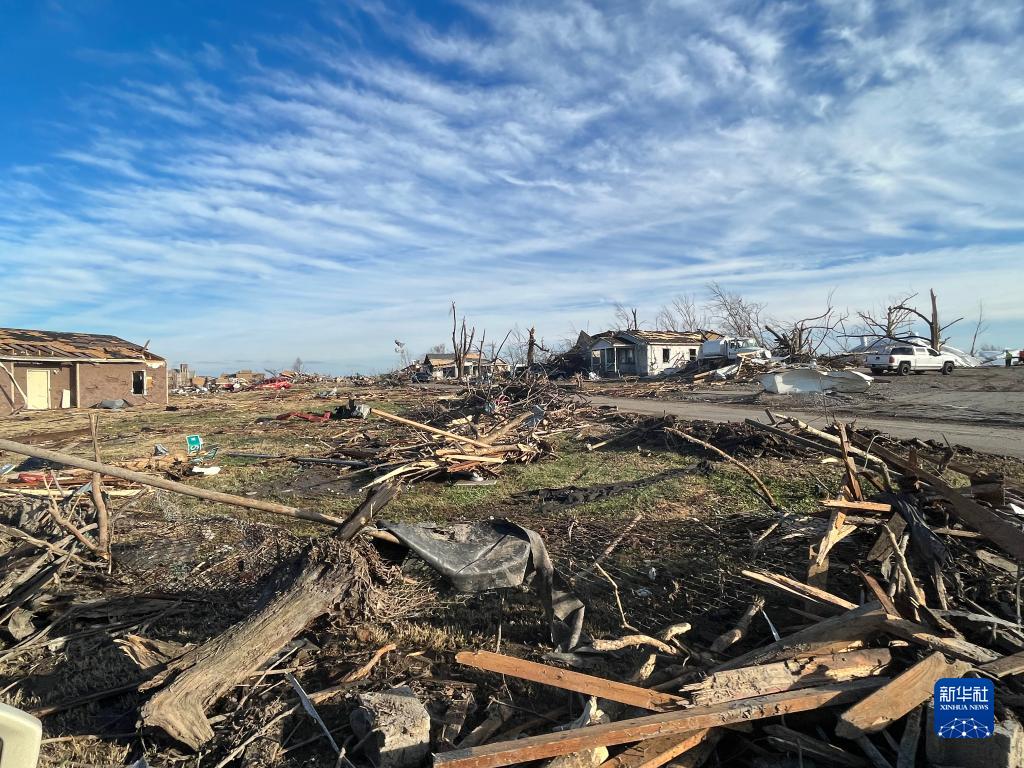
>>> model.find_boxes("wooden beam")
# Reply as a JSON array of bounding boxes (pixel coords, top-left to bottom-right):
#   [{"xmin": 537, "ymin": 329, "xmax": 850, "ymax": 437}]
[
  {"xmin": 836, "ymin": 652, "xmax": 970, "ymax": 739},
  {"xmin": 369, "ymin": 407, "xmax": 494, "ymax": 449},
  {"xmin": 980, "ymin": 649, "xmax": 1024, "ymax": 678},
  {"xmin": 433, "ymin": 681, "xmax": 887, "ymax": 768},
  {"xmin": 455, "ymin": 651, "xmax": 682, "ymax": 711},
  {"xmin": 0, "ymin": 438, "xmax": 345, "ymax": 527},
  {"xmin": 596, "ymin": 730, "xmax": 710, "ymax": 768},
  {"xmin": 878, "ymin": 614, "xmax": 1000, "ymax": 664},
  {"xmin": 822, "ymin": 500, "xmax": 892, "ymax": 513},
  {"xmin": 741, "ymin": 569, "xmax": 857, "ymax": 611},
  {"xmin": 680, "ymin": 649, "xmax": 891, "ymax": 706},
  {"xmin": 715, "ymin": 602, "xmax": 885, "ymax": 672},
  {"xmin": 848, "ymin": 431, "xmax": 1024, "ymax": 561}
]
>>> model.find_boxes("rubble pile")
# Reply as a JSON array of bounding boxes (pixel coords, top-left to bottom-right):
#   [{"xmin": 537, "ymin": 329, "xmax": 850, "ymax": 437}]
[{"xmin": 2, "ymin": 388, "xmax": 1024, "ymax": 767}]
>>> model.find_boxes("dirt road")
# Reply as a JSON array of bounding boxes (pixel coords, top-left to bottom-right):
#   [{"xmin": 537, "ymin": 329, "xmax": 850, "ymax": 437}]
[{"xmin": 590, "ymin": 395, "xmax": 1024, "ymax": 459}]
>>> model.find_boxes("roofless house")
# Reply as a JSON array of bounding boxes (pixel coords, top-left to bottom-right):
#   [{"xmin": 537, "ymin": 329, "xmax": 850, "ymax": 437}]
[{"xmin": 0, "ymin": 328, "xmax": 168, "ymax": 415}]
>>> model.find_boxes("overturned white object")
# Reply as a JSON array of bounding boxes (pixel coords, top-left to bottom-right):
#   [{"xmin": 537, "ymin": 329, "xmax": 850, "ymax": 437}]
[
  {"xmin": 761, "ymin": 368, "xmax": 873, "ymax": 394},
  {"xmin": 0, "ymin": 702, "xmax": 42, "ymax": 768}
]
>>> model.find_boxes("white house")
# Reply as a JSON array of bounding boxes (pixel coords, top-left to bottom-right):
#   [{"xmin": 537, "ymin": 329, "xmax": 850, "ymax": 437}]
[{"xmin": 588, "ymin": 330, "xmax": 720, "ymax": 377}]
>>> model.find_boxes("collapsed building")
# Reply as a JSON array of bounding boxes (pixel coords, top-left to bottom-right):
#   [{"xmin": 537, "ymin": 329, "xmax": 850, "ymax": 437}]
[{"xmin": 0, "ymin": 327, "xmax": 168, "ymax": 415}]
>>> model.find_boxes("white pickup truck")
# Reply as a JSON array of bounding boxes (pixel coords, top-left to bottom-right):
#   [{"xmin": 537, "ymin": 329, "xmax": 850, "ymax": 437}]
[{"xmin": 866, "ymin": 344, "xmax": 957, "ymax": 375}]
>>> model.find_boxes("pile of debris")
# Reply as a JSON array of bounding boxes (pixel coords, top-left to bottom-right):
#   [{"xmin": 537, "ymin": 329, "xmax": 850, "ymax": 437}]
[{"xmin": 3, "ymin": 393, "xmax": 1024, "ymax": 767}]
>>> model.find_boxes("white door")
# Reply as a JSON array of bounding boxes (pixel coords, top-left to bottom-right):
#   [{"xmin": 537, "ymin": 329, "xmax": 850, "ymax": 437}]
[{"xmin": 25, "ymin": 369, "xmax": 50, "ymax": 410}]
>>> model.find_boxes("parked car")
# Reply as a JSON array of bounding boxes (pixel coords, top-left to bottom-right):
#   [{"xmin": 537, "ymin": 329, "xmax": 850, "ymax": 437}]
[{"xmin": 866, "ymin": 345, "xmax": 957, "ymax": 375}]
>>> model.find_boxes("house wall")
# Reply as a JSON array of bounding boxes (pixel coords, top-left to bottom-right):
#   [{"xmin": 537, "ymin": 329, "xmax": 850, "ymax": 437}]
[
  {"xmin": 644, "ymin": 344, "xmax": 700, "ymax": 375},
  {"xmin": 0, "ymin": 362, "xmax": 74, "ymax": 415},
  {"xmin": 77, "ymin": 361, "xmax": 168, "ymax": 408}
]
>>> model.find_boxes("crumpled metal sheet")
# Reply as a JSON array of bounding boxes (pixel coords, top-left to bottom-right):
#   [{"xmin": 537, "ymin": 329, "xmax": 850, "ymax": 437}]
[{"xmin": 380, "ymin": 520, "xmax": 585, "ymax": 649}]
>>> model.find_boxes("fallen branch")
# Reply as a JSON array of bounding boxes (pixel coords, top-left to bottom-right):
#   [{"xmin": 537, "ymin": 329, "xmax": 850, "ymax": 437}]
[
  {"xmin": 0, "ymin": 438, "xmax": 345, "ymax": 527},
  {"xmin": 665, "ymin": 428, "xmax": 779, "ymax": 511}
]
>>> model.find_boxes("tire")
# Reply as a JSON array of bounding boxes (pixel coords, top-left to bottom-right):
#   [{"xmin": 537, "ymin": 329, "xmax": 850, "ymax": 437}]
[
  {"xmin": 898, "ymin": 362, "xmax": 911, "ymax": 376},
  {"xmin": 870, "ymin": 368, "xmax": 884, "ymax": 375},
  {"xmin": 941, "ymin": 361, "xmax": 954, "ymax": 375}
]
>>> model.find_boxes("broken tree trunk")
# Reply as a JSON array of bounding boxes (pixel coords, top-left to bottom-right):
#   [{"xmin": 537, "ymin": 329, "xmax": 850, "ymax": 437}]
[
  {"xmin": 140, "ymin": 484, "xmax": 398, "ymax": 749},
  {"xmin": 0, "ymin": 438, "xmax": 344, "ymax": 527}
]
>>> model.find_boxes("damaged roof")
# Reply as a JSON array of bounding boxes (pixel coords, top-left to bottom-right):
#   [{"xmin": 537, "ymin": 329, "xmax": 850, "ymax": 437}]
[
  {"xmin": 0, "ymin": 327, "xmax": 164, "ymax": 362},
  {"xmin": 626, "ymin": 330, "xmax": 721, "ymax": 344}
]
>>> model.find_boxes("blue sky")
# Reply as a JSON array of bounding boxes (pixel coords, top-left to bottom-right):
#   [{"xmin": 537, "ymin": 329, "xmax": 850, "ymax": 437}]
[{"xmin": 3, "ymin": 0, "xmax": 1023, "ymax": 374}]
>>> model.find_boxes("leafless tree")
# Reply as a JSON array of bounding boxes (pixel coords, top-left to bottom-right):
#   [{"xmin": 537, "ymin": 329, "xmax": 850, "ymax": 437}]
[
  {"xmin": 451, "ymin": 302, "xmax": 476, "ymax": 380},
  {"xmin": 428, "ymin": 343, "xmax": 447, "ymax": 354},
  {"xmin": 705, "ymin": 282, "xmax": 767, "ymax": 343},
  {"xmin": 764, "ymin": 291, "xmax": 849, "ymax": 359},
  {"xmin": 857, "ymin": 290, "xmax": 962, "ymax": 349},
  {"xmin": 292, "ymin": 357, "xmax": 304, "ymax": 373},
  {"xmin": 613, "ymin": 303, "xmax": 641, "ymax": 331},
  {"xmin": 969, "ymin": 300, "xmax": 989, "ymax": 355},
  {"xmin": 655, "ymin": 294, "xmax": 710, "ymax": 332}
]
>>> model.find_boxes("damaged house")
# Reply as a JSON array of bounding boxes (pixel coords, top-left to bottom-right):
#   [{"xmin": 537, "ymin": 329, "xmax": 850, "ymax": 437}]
[
  {"xmin": 588, "ymin": 330, "xmax": 720, "ymax": 377},
  {"xmin": 421, "ymin": 353, "xmax": 509, "ymax": 379},
  {"xmin": 0, "ymin": 328, "xmax": 168, "ymax": 416}
]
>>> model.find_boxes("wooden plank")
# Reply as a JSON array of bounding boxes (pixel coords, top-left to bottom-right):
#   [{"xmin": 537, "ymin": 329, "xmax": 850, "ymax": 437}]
[
  {"xmin": 680, "ymin": 649, "xmax": 891, "ymax": 706},
  {"xmin": 980, "ymin": 649, "xmax": 1024, "ymax": 678},
  {"xmin": 848, "ymin": 432, "xmax": 1024, "ymax": 561},
  {"xmin": 975, "ymin": 549, "xmax": 1018, "ymax": 575},
  {"xmin": 867, "ymin": 513, "xmax": 907, "ymax": 562},
  {"xmin": 433, "ymin": 681, "xmax": 887, "ymax": 768},
  {"xmin": 822, "ymin": 499, "xmax": 892, "ymax": 513},
  {"xmin": 879, "ymin": 614, "xmax": 1000, "ymax": 664},
  {"xmin": 836, "ymin": 652, "xmax": 970, "ymax": 739},
  {"xmin": 716, "ymin": 602, "xmax": 885, "ymax": 672},
  {"xmin": 852, "ymin": 566, "xmax": 899, "ymax": 617},
  {"xmin": 896, "ymin": 705, "xmax": 922, "ymax": 768},
  {"xmin": 596, "ymin": 730, "xmax": 709, "ymax": 768},
  {"xmin": 455, "ymin": 651, "xmax": 682, "ymax": 711},
  {"xmin": 741, "ymin": 569, "xmax": 857, "ymax": 611}
]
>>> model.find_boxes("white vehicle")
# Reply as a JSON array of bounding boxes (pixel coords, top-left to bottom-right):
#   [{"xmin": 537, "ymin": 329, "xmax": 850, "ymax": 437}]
[
  {"xmin": 698, "ymin": 336, "xmax": 770, "ymax": 362},
  {"xmin": 866, "ymin": 344, "xmax": 957, "ymax": 376}
]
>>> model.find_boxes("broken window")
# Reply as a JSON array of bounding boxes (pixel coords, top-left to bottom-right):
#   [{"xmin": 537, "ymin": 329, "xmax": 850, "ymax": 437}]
[
  {"xmin": 132, "ymin": 371, "xmax": 146, "ymax": 395},
  {"xmin": 662, "ymin": 348, "xmax": 670, "ymax": 363}
]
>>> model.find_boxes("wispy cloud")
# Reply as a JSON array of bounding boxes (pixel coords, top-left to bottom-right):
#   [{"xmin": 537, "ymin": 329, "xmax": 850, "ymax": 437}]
[{"xmin": 2, "ymin": 0, "xmax": 1023, "ymax": 372}]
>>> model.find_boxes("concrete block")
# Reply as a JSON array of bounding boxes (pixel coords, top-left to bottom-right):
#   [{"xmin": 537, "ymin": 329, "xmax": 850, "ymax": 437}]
[{"xmin": 351, "ymin": 686, "xmax": 431, "ymax": 768}]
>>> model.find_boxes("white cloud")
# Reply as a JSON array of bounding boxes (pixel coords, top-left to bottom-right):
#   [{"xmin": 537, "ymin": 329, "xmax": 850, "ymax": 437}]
[{"xmin": 2, "ymin": 0, "xmax": 1023, "ymax": 372}]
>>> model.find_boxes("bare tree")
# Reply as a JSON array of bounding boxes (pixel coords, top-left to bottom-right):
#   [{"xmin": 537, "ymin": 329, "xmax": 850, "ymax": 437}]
[
  {"xmin": 893, "ymin": 289, "xmax": 962, "ymax": 350},
  {"xmin": 451, "ymin": 302, "xmax": 476, "ymax": 380},
  {"xmin": 855, "ymin": 292, "xmax": 918, "ymax": 344},
  {"xmin": 655, "ymin": 294, "xmax": 710, "ymax": 332},
  {"xmin": 969, "ymin": 300, "xmax": 989, "ymax": 355},
  {"xmin": 705, "ymin": 282, "xmax": 767, "ymax": 343},
  {"xmin": 613, "ymin": 303, "xmax": 641, "ymax": 331},
  {"xmin": 428, "ymin": 343, "xmax": 447, "ymax": 354},
  {"xmin": 764, "ymin": 291, "xmax": 849, "ymax": 360},
  {"xmin": 292, "ymin": 357, "xmax": 304, "ymax": 373}
]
